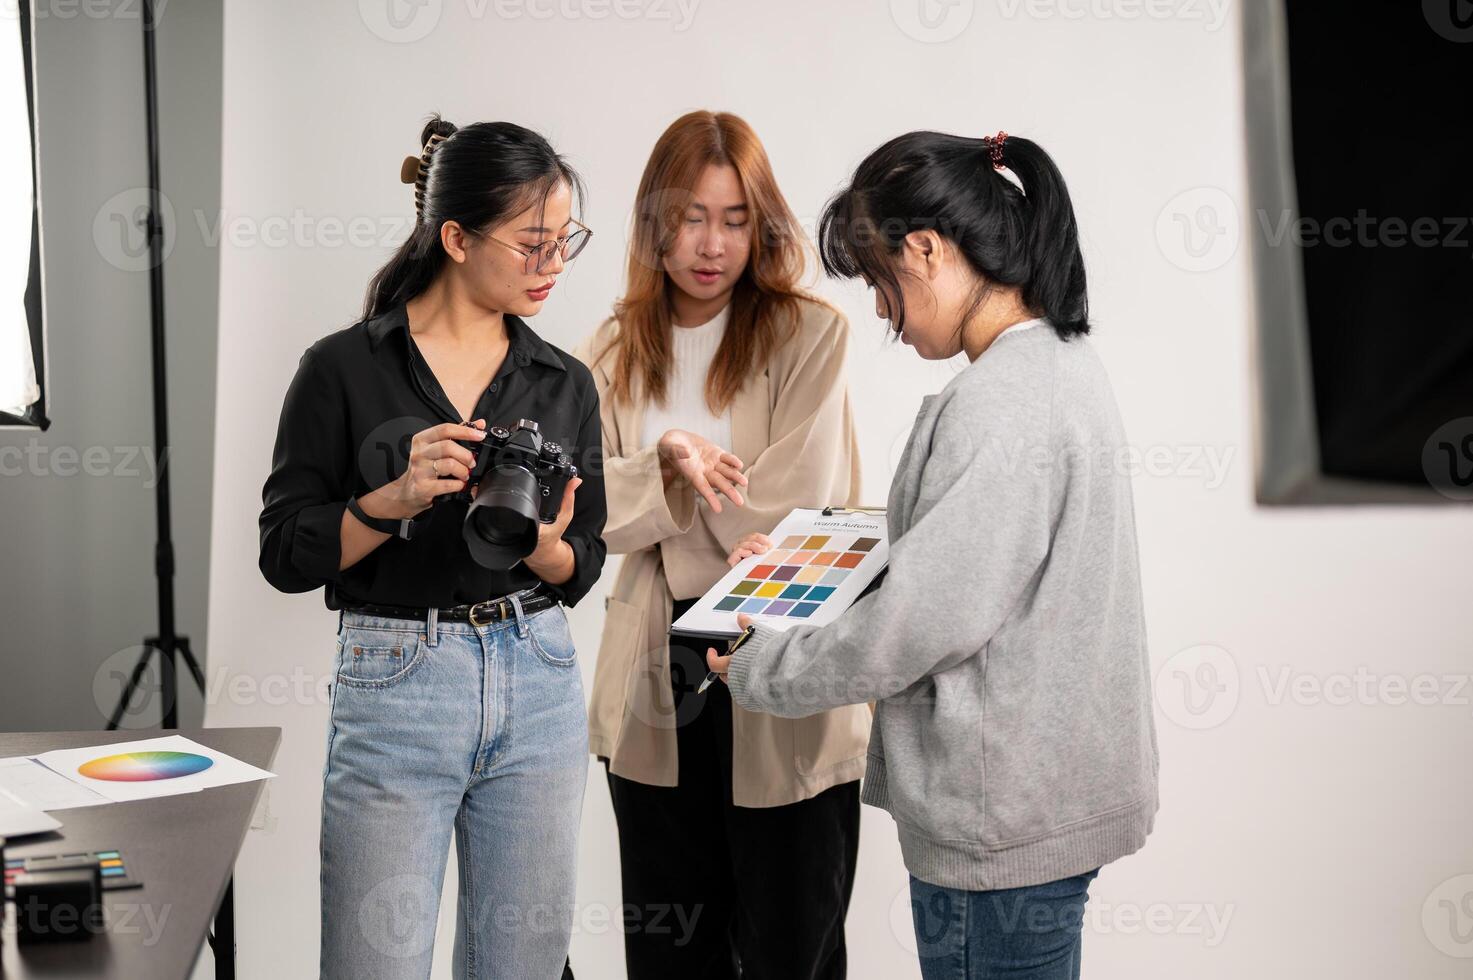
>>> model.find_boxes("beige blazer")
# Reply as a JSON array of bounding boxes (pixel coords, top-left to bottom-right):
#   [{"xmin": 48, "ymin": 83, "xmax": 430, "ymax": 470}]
[{"xmin": 572, "ymin": 295, "xmax": 871, "ymax": 807}]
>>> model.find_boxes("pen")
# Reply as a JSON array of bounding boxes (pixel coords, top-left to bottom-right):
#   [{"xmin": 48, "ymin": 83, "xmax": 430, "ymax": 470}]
[{"xmin": 697, "ymin": 623, "xmax": 756, "ymax": 694}]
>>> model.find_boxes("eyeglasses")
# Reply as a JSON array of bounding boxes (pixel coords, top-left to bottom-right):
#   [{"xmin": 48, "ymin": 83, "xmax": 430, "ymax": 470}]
[{"xmin": 485, "ymin": 218, "xmax": 592, "ymax": 275}]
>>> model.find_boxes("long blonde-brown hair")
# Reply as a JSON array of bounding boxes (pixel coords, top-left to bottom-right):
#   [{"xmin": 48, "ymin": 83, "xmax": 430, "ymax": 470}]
[{"xmin": 601, "ymin": 111, "xmax": 809, "ymax": 412}]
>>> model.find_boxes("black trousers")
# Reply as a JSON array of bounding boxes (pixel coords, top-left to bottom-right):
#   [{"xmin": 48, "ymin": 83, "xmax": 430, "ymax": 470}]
[{"xmin": 604, "ymin": 597, "xmax": 860, "ymax": 980}]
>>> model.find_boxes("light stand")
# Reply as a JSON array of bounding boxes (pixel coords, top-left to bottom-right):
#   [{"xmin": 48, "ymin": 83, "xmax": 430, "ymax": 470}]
[{"xmin": 104, "ymin": 0, "xmax": 207, "ymax": 734}]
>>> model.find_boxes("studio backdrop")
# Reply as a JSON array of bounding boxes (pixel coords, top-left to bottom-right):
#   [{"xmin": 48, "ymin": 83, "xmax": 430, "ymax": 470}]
[{"xmin": 200, "ymin": 2, "xmax": 1472, "ymax": 979}]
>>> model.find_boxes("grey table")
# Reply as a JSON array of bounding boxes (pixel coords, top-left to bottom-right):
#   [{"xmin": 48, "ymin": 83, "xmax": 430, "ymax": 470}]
[{"xmin": 1, "ymin": 727, "xmax": 280, "ymax": 980}]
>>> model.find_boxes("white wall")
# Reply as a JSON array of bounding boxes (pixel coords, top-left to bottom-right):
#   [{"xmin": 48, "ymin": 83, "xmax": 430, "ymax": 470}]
[
  {"xmin": 1, "ymin": 1, "xmax": 221, "ymax": 734},
  {"xmin": 204, "ymin": 2, "xmax": 1473, "ymax": 977}
]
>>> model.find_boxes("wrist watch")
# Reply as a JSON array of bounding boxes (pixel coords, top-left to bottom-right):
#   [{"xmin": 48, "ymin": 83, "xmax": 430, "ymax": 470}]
[{"xmin": 346, "ymin": 495, "xmax": 420, "ymax": 540}]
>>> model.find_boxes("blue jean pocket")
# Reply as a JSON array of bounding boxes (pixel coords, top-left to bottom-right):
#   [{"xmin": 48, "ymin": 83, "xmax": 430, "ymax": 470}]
[
  {"xmin": 527, "ymin": 606, "xmax": 577, "ymax": 667},
  {"xmin": 336, "ymin": 630, "xmax": 427, "ymax": 688}
]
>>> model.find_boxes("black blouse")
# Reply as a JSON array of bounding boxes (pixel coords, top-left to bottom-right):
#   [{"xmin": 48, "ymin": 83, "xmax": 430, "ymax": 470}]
[{"xmin": 258, "ymin": 302, "xmax": 607, "ymax": 610}]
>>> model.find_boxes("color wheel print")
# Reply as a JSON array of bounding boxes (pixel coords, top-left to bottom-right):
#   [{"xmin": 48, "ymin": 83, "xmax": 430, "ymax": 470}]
[{"xmin": 77, "ymin": 751, "xmax": 214, "ymax": 782}]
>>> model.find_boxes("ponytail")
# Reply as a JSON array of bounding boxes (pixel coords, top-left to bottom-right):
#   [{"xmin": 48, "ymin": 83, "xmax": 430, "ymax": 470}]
[
  {"xmin": 817, "ymin": 129, "xmax": 1090, "ymax": 340},
  {"xmin": 997, "ymin": 135, "xmax": 1089, "ymax": 336},
  {"xmin": 362, "ymin": 117, "xmax": 458, "ymax": 320}
]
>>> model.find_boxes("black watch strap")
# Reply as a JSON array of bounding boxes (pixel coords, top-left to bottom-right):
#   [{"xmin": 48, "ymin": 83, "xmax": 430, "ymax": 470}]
[{"xmin": 346, "ymin": 495, "xmax": 419, "ymax": 540}]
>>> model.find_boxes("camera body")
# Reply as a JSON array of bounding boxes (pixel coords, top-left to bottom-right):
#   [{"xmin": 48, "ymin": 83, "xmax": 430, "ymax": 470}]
[{"xmin": 452, "ymin": 418, "xmax": 578, "ymax": 569}]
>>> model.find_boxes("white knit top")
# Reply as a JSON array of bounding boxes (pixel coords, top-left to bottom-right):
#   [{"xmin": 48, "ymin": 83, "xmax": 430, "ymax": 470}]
[{"xmin": 639, "ymin": 305, "xmax": 735, "ymax": 452}]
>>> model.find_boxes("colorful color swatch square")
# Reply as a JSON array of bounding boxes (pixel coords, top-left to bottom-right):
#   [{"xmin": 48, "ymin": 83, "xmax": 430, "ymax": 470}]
[
  {"xmin": 715, "ymin": 596, "xmax": 744, "ymax": 612},
  {"xmin": 788, "ymin": 551, "xmax": 816, "ymax": 565},
  {"xmin": 750, "ymin": 565, "xmax": 777, "ymax": 579},
  {"xmin": 731, "ymin": 580, "xmax": 759, "ymax": 596},
  {"xmin": 740, "ymin": 598, "xmax": 770, "ymax": 613},
  {"xmin": 810, "ymin": 552, "xmax": 839, "ymax": 566},
  {"xmin": 764, "ymin": 600, "xmax": 794, "ymax": 616},
  {"xmin": 765, "ymin": 550, "xmax": 793, "ymax": 564},
  {"xmin": 779, "ymin": 535, "xmax": 807, "ymax": 549},
  {"xmin": 805, "ymin": 586, "xmax": 836, "ymax": 602},
  {"xmin": 801, "ymin": 535, "xmax": 831, "ymax": 550},
  {"xmin": 835, "ymin": 552, "xmax": 864, "ymax": 569},
  {"xmin": 821, "ymin": 569, "xmax": 850, "ymax": 585},
  {"xmin": 756, "ymin": 582, "xmax": 785, "ymax": 598},
  {"xmin": 850, "ymin": 537, "xmax": 880, "ymax": 552},
  {"xmin": 769, "ymin": 566, "xmax": 799, "ymax": 582},
  {"xmin": 780, "ymin": 584, "xmax": 809, "ymax": 600},
  {"xmin": 794, "ymin": 566, "xmax": 826, "ymax": 584},
  {"xmin": 789, "ymin": 602, "xmax": 821, "ymax": 618}
]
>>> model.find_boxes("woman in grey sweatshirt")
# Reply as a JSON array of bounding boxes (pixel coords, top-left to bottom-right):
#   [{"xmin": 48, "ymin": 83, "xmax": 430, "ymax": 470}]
[{"xmin": 706, "ymin": 131, "xmax": 1159, "ymax": 979}]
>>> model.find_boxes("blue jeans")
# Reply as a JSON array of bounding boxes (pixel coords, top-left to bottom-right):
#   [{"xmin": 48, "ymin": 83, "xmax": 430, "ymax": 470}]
[
  {"xmin": 320, "ymin": 599, "xmax": 587, "ymax": 979},
  {"xmin": 909, "ymin": 869, "xmax": 1100, "ymax": 980}
]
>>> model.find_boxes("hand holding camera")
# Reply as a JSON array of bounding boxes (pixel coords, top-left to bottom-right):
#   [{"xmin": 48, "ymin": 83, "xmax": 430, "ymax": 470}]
[
  {"xmin": 358, "ymin": 417, "xmax": 577, "ymax": 571},
  {"xmin": 526, "ymin": 472, "xmax": 582, "ymax": 559},
  {"xmin": 450, "ymin": 418, "xmax": 580, "ymax": 569},
  {"xmin": 369, "ymin": 419, "xmax": 489, "ymax": 519}
]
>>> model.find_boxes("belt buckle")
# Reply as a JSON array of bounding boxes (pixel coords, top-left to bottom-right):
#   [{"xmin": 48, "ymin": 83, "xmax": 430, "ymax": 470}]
[{"xmin": 468, "ymin": 596, "xmax": 509, "ymax": 628}]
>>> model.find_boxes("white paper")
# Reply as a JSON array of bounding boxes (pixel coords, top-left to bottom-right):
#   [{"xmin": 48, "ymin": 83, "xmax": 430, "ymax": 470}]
[
  {"xmin": 671, "ymin": 507, "xmax": 889, "ymax": 637},
  {"xmin": 0, "ymin": 756, "xmax": 110, "ymax": 811},
  {"xmin": 34, "ymin": 735, "xmax": 275, "ymax": 804},
  {"xmin": 0, "ymin": 785, "xmax": 63, "ymax": 837}
]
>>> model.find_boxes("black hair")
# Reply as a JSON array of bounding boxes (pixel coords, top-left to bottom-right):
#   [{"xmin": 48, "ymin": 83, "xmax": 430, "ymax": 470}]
[
  {"xmin": 363, "ymin": 114, "xmax": 586, "ymax": 320},
  {"xmin": 817, "ymin": 131, "xmax": 1089, "ymax": 341}
]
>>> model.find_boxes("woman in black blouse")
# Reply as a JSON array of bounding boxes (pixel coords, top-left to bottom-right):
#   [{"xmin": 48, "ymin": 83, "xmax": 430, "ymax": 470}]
[{"xmin": 259, "ymin": 115, "xmax": 606, "ymax": 979}]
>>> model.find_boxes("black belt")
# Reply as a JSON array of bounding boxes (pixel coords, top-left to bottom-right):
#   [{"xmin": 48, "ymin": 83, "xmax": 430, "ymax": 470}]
[{"xmin": 342, "ymin": 585, "xmax": 558, "ymax": 627}]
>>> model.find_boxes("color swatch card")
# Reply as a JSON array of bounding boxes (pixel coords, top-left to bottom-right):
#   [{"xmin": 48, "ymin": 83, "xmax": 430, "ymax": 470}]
[
  {"xmin": 6, "ymin": 849, "xmax": 141, "ymax": 892},
  {"xmin": 671, "ymin": 507, "xmax": 888, "ymax": 639},
  {"xmin": 34, "ymin": 735, "xmax": 275, "ymax": 804}
]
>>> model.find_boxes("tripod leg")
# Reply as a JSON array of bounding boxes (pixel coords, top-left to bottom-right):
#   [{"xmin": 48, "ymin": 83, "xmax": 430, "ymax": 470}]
[
  {"xmin": 177, "ymin": 636, "xmax": 207, "ymax": 693},
  {"xmin": 158, "ymin": 636, "xmax": 208, "ymax": 730},
  {"xmin": 106, "ymin": 644, "xmax": 160, "ymax": 731}
]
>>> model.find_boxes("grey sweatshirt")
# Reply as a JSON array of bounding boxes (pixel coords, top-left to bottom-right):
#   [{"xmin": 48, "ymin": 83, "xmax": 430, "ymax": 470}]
[{"xmin": 728, "ymin": 320, "xmax": 1159, "ymax": 891}]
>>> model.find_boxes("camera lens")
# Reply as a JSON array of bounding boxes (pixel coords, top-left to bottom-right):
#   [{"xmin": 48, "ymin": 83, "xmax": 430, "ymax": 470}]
[{"xmin": 462, "ymin": 463, "xmax": 541, "ymax": 569}]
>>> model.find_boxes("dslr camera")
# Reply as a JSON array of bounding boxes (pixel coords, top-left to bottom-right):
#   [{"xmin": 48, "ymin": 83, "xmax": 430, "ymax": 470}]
[{"xmin": 447, "ymin": 418, "xmax": 578, "ymax": 569}]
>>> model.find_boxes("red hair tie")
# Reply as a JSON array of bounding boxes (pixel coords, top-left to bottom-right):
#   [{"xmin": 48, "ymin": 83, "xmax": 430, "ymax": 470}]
[{"xmin": 982, "ymin": 130, "xmax": 1008, "ymax": 169}]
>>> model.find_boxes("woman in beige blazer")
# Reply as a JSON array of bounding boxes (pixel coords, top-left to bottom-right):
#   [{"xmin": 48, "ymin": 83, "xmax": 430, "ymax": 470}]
[{"xmin": 573, "ymin": 110, "xmax": 870, "ymax": 979}]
